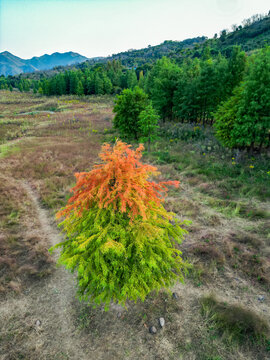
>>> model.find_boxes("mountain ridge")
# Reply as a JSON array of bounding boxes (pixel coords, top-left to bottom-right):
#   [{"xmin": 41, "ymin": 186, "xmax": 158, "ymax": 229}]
[
  {"xmin": 0, "ymin": 51, "xmax": 89, "ymax": 76},
  {"xmin": 1, "ymin": 13, "xmax": 269, "ymax": 77}
]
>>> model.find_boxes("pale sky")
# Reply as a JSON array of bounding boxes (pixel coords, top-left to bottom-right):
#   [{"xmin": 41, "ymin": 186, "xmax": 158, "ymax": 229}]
[{"xmin": 0, "ymin": 0, "xmax": 269, "ymax": 59}]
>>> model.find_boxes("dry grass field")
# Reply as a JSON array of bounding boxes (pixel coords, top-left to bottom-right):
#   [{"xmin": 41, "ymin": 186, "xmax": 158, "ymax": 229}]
[{"xmin": 0, "ymin": 90, "xmax": 270, "ymax": 360}]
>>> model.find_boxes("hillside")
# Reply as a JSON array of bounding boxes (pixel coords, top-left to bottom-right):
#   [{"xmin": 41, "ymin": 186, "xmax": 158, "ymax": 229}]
[
  {"xmin": 87, "ymin": 37, "xmax": 207, "ymax": 67},
  {"xmin": 218, "ymin": 14, "xmax": 270, "ymax": 51},
  {"xmin": 78, "ymin": 15, "xmax": 270, "ymax": 68},
  {"xmin": 4, "ymin": 14, "xmax": 269, "ymax": 80},
  {"xmin": 0, "ymin": 51, "xmax": 88, "ymax": 76}
]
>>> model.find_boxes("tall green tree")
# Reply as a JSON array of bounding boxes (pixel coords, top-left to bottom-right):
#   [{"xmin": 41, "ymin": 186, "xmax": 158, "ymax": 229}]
[
  {"xmin": 146, "ymin": 57, "xmax": 181, "ymax": 120},
  {"xmin": 214, "ymin": 47, "xmax": 270, "ymax": 151},
  {"xmin": 138, "ymin": 103, "xmax": 159, "ymax": 151},
  {"xmin": 94, "ymin": 73, "xmax": 104, "ymax": 95},
  {"xmin": 226, "ymin": 46, "xmax": 247, "ymax": 94},
  {"xmin": 232, "ymin": 46, "xmax": 270, "ymax": 151},
  {"xmin": 127, "ymin": 70, "xmax": 138, "ymax": 89},
  {"xmin": 113, "ymin": 86, "xmax": 149, "ymax": 139},
  {"xmin": 76, "ymin": 80, "xmax": 84, "ymax": 96}
]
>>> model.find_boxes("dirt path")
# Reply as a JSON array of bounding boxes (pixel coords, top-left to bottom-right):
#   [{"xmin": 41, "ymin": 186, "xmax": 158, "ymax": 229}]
[{"xmin": 6, "ymin": 182, "xmax": 88, "ymax": 360}]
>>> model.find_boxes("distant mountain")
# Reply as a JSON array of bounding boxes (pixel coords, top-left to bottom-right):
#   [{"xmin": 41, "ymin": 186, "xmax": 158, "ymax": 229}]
[
  {"xmin": 3, "ymin": 13, "xmax": 269, "ymax": 78},
  {"xmin": 0, "ymin": 51, "xmax": 88, "ymax": 76}
]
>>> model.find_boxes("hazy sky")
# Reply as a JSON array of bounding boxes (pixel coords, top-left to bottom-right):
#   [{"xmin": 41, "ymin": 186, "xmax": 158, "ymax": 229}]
[{"xmin": 0, "ymin": 0, "xmax": 269, "ymax": 59}]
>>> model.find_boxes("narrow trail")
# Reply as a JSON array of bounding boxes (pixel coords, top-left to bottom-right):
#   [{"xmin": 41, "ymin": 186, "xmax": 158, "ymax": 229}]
[{"xmin": 19, "ymin": 182, "xmax": 88, "ymax": 360}]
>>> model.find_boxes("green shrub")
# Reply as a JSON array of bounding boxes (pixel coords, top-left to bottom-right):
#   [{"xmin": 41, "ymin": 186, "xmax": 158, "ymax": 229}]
[{"xmin": 113, "ymin": 86, "xmax": 149, "ymax": 139}]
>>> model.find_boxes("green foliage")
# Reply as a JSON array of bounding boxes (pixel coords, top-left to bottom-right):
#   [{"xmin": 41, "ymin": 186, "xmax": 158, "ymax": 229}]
[
  {"xmin": 214, "ymin": 47, "xmax": 270, "ymax": 150},
  {"xmin": 113, "ymin": 86, "xmax": 149, "ymax": 139},
  {"xmin": 138, "ymin": 103, "xmax": 159, "ymax": 151},
  {"xmin": 2, "ymin": 14, "xmax": 268, "ymax": 155},
  {"xmin": 126, "ymin": 69, "xmax": 138, "ymax": 89},
  {"xmin": 214, "ymin": 87, "xmax": 243, "ymax": 148},
  {"xmin": 51, "ymin": 142, "xmax": 190, "ymax": 309},
  {"xmin": 146, "ymin": 57, "xmax": 181, "ymax": 120},
  {"xmin": 53, "ymin": 204, "xmax": 189, "ymax": 308},
  {"xmin": 76, "ymin": 80, "xmax": 84, "ymax": 96},
  {"xmin": 226, "ymin": 46, "xmax": 247, "ymax": 94}
]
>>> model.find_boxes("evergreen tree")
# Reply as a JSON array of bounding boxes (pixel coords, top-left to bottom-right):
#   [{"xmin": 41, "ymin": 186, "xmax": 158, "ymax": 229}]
[
  {"xmin": 214, "ymin": 47, "xmax": 270, "ymax": 151},
  {"xmin": 232, "ymin": 46, "xmax": 270, "ymax": 151},
  {"xmin": 56, "ymin": 73, "xmax": 66, "ymax": 95},
  {"xmin": 138, "ymin": 104, "xmax": 159, "ymax": 151},
  {"xmin": 86, "ymin": 74, "xmax": 95, "ymax": 95},
  {"xmin": 197, "ymin": 59, "xmax": 219, "ymax": 124},
  {"xmin": 214, "ymin": 86, "xmax": 243, "ymax": 147},
  {"xmin": 127, "ymin": 70, "xmax": 138, "ymax": 89},
  {"xmin": 226, "ymin": 46, "xmax": 247, "ymax": 94},
  {"xmin": 146, "ymin": 57, "xmax": 181, "ymax": 120},
  {"xmin": 138, "ymin": 70, "xmax": 145, "ymax": 89},
  {"xmin": 94, "ymin": 73, "xmax": 104, "ymax": 95},
  {"xmin": 70, "ymin": 72, "xmax": 79, "ymax": 94},
  {"xmin": 113, "ymin": 86, "xmax": 149, "ymax": 139},
  {"xmin": 76, "ymin": 80, "xmax": 84, "ymax": 96},
  {"xmin": 103, "ymin": 75, "xmax": 113, "ymax": 94},
  {"xmin": 51, "ymin": 141, "xmax": 189, "ymax": 309}
]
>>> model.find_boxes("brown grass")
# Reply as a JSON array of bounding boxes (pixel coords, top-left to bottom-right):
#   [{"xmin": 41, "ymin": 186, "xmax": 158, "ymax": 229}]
[
  {"xmin": 0, "ymin": 175, "xmax": 53, "ymax": 297},
  {"xmin": 201, "ymin": 294, "xmax": 269, "ymax": 342},
  {"xmin": 0, "ymin": 90, "xmax": 270, "ymax": 360}
]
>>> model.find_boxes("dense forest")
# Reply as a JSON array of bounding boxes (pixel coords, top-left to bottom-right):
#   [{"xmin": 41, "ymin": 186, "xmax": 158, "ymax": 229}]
[{"xmin": 0, "ymin": 13, "xmax": 269, "ymax": 152}]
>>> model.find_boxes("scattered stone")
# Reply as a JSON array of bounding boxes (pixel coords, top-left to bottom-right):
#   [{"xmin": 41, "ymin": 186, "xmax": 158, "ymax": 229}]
[
  {"xmin": 149, "ymin": 326, "xmax": 157, "ymax": 334},
  {"xmin": 159, "ymin": 317, "xmax": 165, "ymax": 328},
  {"xmin": 35, "ymin": 320, "xmax": 42, "ymax": 327},
  {"xmin": 258, "ymin": 295, "xmax": 265, "ymax": 302},
  {"xmin": 172, "ymin": 292, "xmax": 179, "ymax": 300}
]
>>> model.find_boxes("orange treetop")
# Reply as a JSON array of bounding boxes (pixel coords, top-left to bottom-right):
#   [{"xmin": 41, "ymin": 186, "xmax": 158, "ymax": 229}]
[{"xmin": 57, "ymin": 141, "xmax": 179, "ymax": 220}]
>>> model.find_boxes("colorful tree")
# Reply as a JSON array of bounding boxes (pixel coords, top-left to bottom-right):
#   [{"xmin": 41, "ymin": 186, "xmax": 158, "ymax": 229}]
[{"xmin": 51, "ymin": 141, "xmax": 189, "ymax": 309}]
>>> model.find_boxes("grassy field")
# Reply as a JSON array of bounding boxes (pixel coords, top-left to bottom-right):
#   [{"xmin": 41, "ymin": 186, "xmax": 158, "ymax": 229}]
[{"xmin": 0, "ymin": 90, "xmax": 269, "ymax": 360}]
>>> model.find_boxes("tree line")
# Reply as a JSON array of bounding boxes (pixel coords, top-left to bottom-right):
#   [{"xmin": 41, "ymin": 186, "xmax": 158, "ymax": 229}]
[
  {"xmin": 1, "ymin": 46, "xmax": 269, "ymax": 152},
  {"xmin": 112, "ymin": 46, "xmax": 269, "ymax": 152}
]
